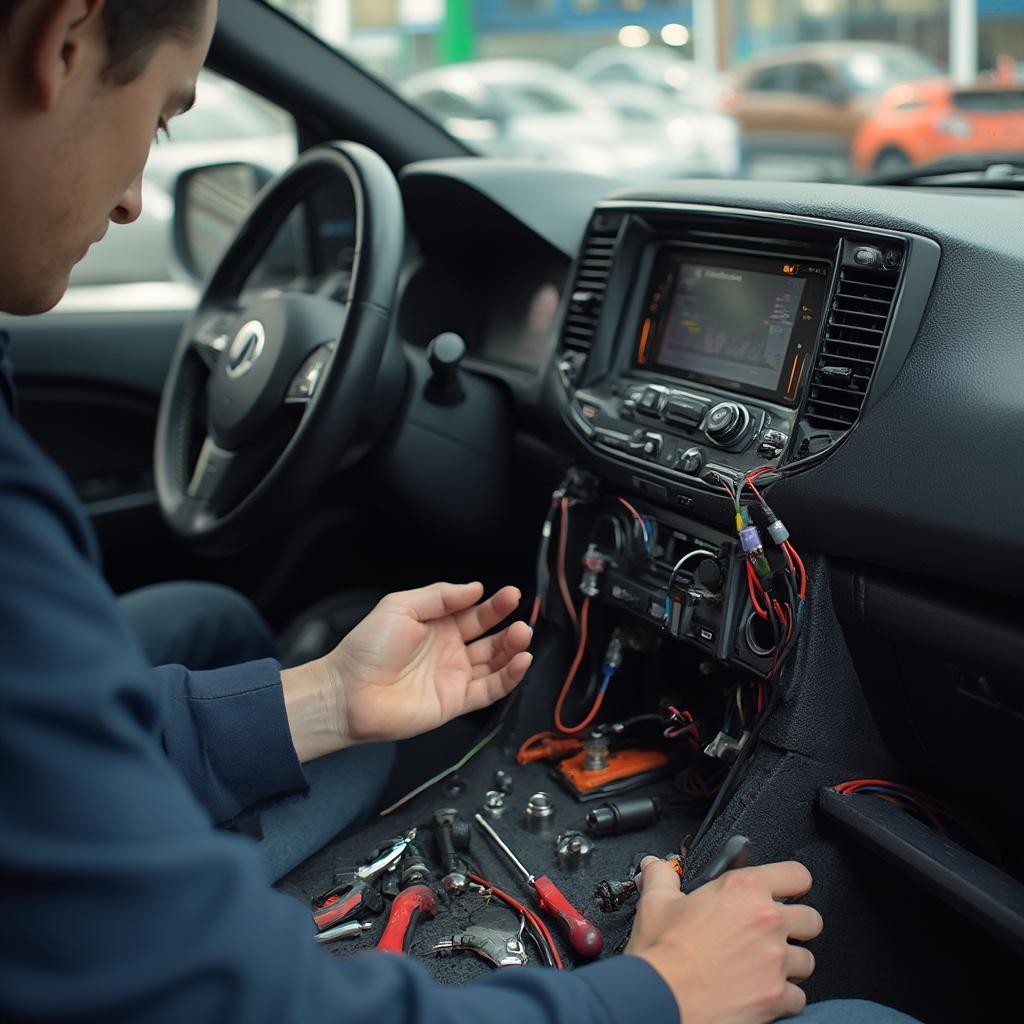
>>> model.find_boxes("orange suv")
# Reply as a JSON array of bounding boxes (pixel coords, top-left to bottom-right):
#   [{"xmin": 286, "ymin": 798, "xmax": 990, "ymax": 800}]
[{"xmin": 852, "ymin": 79, "xmax": 1024, "ymax": 175}]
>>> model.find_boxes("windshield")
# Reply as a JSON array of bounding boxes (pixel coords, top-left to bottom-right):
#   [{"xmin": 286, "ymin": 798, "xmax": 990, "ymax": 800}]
[{"xmin": 266, "ymin": 0, "xmax": 1024, "ymax": 184}]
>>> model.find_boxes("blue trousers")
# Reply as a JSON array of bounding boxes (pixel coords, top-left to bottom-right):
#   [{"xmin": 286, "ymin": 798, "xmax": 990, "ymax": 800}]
[{"xmin": 119, "ymin": 581, "xmax": 394, "ymax": 882}]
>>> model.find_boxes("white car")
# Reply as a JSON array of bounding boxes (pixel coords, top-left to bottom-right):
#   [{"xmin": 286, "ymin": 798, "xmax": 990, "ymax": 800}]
[
  {"xmin": 399, "ymin": 59, "xmax": 694, "ymax": 182},
  {"xmin": 573, "ymin": 47, "xmax": 740, "ymax": 178}
]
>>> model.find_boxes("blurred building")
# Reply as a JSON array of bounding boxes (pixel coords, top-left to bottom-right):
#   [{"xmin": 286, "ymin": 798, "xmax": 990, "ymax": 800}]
[{"xmin": 270, "ymin": 0, "xmax": 1024, "ymax": 80}]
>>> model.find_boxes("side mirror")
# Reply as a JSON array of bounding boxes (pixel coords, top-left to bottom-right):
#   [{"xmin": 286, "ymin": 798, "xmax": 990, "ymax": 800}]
[{"xmin": 172, "ymin": 162, "xmax": 274, "ymax": 281}]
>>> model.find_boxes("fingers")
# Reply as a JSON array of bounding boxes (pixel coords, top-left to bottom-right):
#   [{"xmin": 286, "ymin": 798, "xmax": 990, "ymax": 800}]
[
  {"xmin": 782, "ymin": 903, "xmax": 824, "ymax": 943},
  {"xmin": 454, "ymin": 585, "xmax": 522, "ymax": 641},
  {"xmin": 744, "ymin": 861, "xmax": 813, "ymax": 901},
  {"xmin": 784, "ymin": 944, "xmax": 815, "ymax": 983},
  {"xmin": 390, "ymin": 581, "xmax": 485, "ymax": 623},
  {"xmin": 775, "ymin": 982, "xmax": 808, "ymax": 1020},
  {"xmin": 468, "ymin": 621, "xmax": 533, "ymax": 670},
  {"xmin": 461, "ymin": 651, "xmax": 533, "ymax": 714},
  {"xmin": 637, "ymin": 858, "xmax": 684, "ymax": 897}
]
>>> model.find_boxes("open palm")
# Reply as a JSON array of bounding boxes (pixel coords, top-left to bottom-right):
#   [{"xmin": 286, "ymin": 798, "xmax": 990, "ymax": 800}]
[{"xmin": 324, "ymin": 582, "xmax": 533, "ymax": 743}]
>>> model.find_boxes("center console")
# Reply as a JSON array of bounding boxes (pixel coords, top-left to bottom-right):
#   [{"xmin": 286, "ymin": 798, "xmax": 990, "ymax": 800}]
[{"xmin": 552, "ymin": 201, "xmax": 935, "ymax": 674}]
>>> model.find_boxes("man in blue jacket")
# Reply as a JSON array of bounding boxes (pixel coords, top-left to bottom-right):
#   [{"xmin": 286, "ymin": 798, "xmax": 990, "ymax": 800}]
[{"xmin": 0, "ymin": 2, "xmax": 922, "ymax": 1022}]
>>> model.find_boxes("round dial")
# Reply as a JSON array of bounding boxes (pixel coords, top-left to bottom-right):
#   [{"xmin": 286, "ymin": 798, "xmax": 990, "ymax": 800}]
[{"xmin": 704, "ymin": 402, "xmax": 750, "ymax": 446}]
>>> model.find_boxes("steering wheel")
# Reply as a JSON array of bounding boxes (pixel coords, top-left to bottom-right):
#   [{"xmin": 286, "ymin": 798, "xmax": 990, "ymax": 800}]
[{"xmin": 155, "ymin": 142, "xmax": 404, "ymax": 555}]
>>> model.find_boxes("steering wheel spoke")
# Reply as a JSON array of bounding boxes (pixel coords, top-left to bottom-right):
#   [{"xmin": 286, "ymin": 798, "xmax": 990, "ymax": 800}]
[
  {"xmin": 190, "ymin": 309, "xmax": 238, "ymax": 371},
  {"xmin": 186, "ymin": 435, "xmax": 238, "ymax": 508}
]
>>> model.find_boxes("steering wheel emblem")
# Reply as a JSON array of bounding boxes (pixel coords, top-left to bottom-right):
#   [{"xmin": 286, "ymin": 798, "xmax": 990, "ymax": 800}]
[{"xmin": 226, "ymin": 320, "xmax": 266, "ymax": 379}]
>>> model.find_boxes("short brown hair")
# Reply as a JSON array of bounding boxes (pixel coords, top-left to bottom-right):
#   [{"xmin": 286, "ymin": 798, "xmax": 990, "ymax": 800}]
[{"xmin": 0, "ymin": 0, "xmax": 207, "ymax": 84}]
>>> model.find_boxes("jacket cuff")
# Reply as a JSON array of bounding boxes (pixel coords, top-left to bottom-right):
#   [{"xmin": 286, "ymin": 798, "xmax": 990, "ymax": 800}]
[
  {"xmin": 158, "ymin": 659, "xmax": 309, "ymax": 825},
  {"xmin": 573, "ymin": 955, "xmax": 680, "ymax": 1024}
]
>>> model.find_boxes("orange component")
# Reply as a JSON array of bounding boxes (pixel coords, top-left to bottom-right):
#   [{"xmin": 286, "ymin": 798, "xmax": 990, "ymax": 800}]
[
  {"xmin": 557, "ymin": 748, "xmax": 668, "ymax": 796},
  {"xmin": 638, "ymin": 317, "xmax": 652, "ymax": 365},
  {"xmin": 517, "ymin": 737, "xmax": 584, "ymax": 765}
]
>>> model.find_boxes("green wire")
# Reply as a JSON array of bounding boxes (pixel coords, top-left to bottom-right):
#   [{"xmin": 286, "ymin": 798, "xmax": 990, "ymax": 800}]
[{"xmin": 378, "ymin": 722, "xmax": 504, "ymax": 817}]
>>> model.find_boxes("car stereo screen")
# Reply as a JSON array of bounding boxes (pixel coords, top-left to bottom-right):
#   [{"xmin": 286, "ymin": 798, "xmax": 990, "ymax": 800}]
[{"xmin": 654, "ymin": 262, "xmax": 806, "ymax": 394}]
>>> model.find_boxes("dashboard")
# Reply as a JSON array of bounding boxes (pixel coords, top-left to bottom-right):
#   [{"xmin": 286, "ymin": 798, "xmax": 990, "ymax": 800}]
[{"xmin": 388, "ymin": 162, "xmax": 1024, "ymax": 829}]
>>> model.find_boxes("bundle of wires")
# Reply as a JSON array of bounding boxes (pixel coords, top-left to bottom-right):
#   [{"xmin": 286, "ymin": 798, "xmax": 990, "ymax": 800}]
[
  {"xmin": 834, "ymin": 779, "xmax": 955, "ymax": 836},
  {"xmin": 722, "ymin": 467, "xmax": 807, "ymax": 682}
]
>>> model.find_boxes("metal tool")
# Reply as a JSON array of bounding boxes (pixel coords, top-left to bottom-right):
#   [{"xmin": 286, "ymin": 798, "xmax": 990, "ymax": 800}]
[
  {"xmin": 313, "ymin": 829, "xmax": 416, "ymax": 931},
  {"xmin": 523, "ymin": 792, "xmax": 556, "ymax": 832},
  {"xmin": 433, "ymin": 808, "xmax": 472, "ymax": 891},
  {"xmin": 555, "ymin": 831, "xmax": 595, "ymax": 871},
  {"xmin": 315, "ymin": 920, "xmax": 374, "ymax": 944},
  {"xmin": 333, "ymin": 829, "xmax": 417, "ymax": 887},
  {"xmin": 482, "ymin": 790, "xmax": 507, "ymax": 820},
  {"xmin": 398, "ymin": 842, "xmax": 431, "ymax": 888},
  {"xmin": 474, "ymin": 813, "xmax": 603, "ymax": 958},
  {"xmin": 431, "ymin": 905, "xmax": 529, "ymax": 968},
  {"xmin": 493, "ymin": 769, "xmax": 514, "ymax": 794},
  {"xmin": 312, "ymin": 879, "xmax": 385, "ymax": 931},
  {"xmin": 377, "ymin": 884, "xmax": 439, "ymax": 954}
]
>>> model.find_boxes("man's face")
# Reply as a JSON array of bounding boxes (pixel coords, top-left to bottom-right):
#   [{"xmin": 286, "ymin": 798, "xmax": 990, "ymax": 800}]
[{"xmin": 0, "ymin": 0, "xmax": 218, "ymax": 315}]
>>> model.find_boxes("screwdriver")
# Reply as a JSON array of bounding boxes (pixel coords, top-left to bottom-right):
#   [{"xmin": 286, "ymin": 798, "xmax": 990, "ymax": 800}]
[{"xmin": 474, "ymin": 813, "xmax": 603, "ymax": 958}]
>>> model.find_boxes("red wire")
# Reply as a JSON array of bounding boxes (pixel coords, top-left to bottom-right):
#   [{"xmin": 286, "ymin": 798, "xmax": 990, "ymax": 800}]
[
  {"xmin": 784, "ymin": 541, "xmax": 807, "ymax": 599},
  {"xmin": 746, "ymin": 561, "xmax": 768, "ymax": 618},
  {"xmin": 529, "ymin": 595, "xmax": 541, "ymax": 627},
  {"xmin": 835, "ymin": 779, "xmax": 948, "ymax": 836},
  {"xmin": 617, "ymin": 497, "xmax": 647, "ymax": 542},
  {"xmin": 556, "ymin": 497, "xmax": 579, "ymax": 634},
  {"xmin": 554, "ymin": 599, "xmax": 605, "ymax": 734},
  {"xmin": 467, "ymin": 873, "xmax": 563, "ymax": 969}
]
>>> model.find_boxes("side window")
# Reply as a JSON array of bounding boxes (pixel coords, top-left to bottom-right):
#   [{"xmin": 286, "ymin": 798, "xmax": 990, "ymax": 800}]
[
  {"xmin": 792, "ymin": 63, "xmax": 838, "ymax": 100},
  {"xmin": 64, "ymin": 70, "xmax": 297, "ymax": 310},
  {"xmin": 414, "ymin": 88, "xmax": 483, "ymax": 121},
  {"xmin": 746, "ymin": 66, "xmax": 789, "ymax": 92}
]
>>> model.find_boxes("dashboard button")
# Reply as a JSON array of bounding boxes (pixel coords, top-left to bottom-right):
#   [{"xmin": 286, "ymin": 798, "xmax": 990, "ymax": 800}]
[
  {"xmin": 675, "ymin": 447, "xmax": 704, "ymax": 475},
  {"xmin": 639, "ymin": 388, "xmax": 665, "ymax": 414},
  {"xmin": 664, "ymin": 398, "xmax": 707, "ymax": 426},
  {"xmin": 630, "ymin": 431, "xmax": 663, "ymax": 458},
  {"xmin": 704, "ymin": 402, "xmax": 751, "ymax": 446},
  {"xmin": 620, "ymin": 398, "xmax": 638, "ymax": 420}
]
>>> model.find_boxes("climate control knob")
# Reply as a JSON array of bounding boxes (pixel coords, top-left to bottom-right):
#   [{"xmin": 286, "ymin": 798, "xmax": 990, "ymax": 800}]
[{"xmin": 704, "ymin": 402, "xmax": 750, "ymax": 446}]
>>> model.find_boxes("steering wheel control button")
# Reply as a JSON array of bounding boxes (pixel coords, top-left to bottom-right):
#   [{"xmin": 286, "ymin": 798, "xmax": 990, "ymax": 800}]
[
  {"xmin": 675, "ymin": 447, "xmax": 704, "ymax": 474},
  {"xmin": 226, "ymin": 320, "xmax": 266, "ymax": 379},
  {"xmin": 286, "ymin": 346, "xmax": 331, "ymax": 404},
  {"xmin": 704, "ymin": 402, "xmax": 750, "ymax": 446}
]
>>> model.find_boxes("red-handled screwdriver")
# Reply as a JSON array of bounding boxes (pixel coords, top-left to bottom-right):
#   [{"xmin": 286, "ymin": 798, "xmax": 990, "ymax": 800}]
[{"xmin": 474, "ymin": 813, "xmax": 603, "ymax": 958}]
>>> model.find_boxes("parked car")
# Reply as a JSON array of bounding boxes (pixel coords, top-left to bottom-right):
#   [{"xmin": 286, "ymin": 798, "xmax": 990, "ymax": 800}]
[
  {"xmin": 723, "ymin": 42, "xmax": 940, "ymax": 177},
  {"xmin": 572, "ymin": 48, "xmax": 740, "ymax": 177},
  {"xmin": 851, "ymin": 79, "xmax": 1024, "ymax": 175},
  {"xmin": 399, "ymin": 59, "xmax": 693, "ymax": 181}
]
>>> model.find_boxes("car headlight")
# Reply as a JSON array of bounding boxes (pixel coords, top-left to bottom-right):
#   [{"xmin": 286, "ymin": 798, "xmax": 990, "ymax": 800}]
[{"xmin": 936, "ymin": 114, "xmax": 972, "ymax": 138}]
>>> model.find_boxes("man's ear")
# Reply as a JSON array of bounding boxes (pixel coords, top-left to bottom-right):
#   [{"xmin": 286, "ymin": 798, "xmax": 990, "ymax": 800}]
[{"xmin": 27, "ymin": 0, "xmax": 106, "ymax": 111}]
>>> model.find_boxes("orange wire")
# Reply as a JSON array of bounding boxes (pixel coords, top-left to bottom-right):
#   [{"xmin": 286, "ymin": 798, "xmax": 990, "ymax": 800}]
[
  {"xmin": 529, "ymin": 595, "xmax": 541, "ymax": 627},
  {"xmin": 554, "ymin": 598, "xmax": 603, "ymax": 734},
  {"xmin": 556, "ymin": 497, "xmax": 579, "ymax": 634}
]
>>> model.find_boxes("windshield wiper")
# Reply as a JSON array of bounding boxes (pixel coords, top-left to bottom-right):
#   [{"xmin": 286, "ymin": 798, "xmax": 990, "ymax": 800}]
[{"xmin": 863, "ymin": 154, "xmax": 1024, "ymax": 188}]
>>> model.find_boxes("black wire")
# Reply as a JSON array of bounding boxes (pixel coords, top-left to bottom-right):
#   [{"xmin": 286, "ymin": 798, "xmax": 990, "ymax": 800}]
[{"xmin": 687, "ymin": 684, "xmax": 784, "ymax": 857}]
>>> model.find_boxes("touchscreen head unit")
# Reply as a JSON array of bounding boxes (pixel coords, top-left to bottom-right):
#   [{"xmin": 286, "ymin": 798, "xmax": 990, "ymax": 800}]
[{"xmin": 638, "ymin": 247, "xmax": 830, "ymax": 406}]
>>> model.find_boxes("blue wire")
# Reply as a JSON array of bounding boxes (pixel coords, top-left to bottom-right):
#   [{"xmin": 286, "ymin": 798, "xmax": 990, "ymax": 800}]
[{"xmin": 598, "ymin": 666, "xmax": 615, "ymax": 695}]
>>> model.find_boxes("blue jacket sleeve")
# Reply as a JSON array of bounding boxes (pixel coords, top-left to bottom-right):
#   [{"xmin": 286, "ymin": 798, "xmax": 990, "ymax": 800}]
[
  {"xmin": 0, "ymin": 395, "xmax": 679, "ymax": 1024},
  {"xmin": 154, "ymin": 660, "xmax": 309, "ymax": 825}
]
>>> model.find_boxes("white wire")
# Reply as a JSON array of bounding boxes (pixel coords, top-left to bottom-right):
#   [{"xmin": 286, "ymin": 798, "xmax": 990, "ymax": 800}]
[{"xmin": 672, "ymin": 549, "xmax": 716, "ymax": 576}]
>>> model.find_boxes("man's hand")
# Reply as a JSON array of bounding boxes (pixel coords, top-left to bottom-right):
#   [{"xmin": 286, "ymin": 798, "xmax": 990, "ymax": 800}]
[
  {"xmin": 626, "ymin": 858, "xmax": 823, "ymax": 1024},
  {"xmin": 281, "ymin": 582, "xmax": 532, "ymax": 761}
]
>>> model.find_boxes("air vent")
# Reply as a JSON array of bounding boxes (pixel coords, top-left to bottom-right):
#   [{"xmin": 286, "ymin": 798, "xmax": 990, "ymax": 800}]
[
  {"xmin": 561, "ymin": 220, "xmax": 619, "ymax": 355},
  {"xmin": 804, "ymin": 265, "xmax": 899, "ymax": 432}
]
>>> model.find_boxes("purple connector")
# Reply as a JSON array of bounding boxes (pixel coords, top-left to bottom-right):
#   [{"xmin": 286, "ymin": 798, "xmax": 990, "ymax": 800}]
[{"xmin": 738, "ymin": 525, "xmax": 764, "ymax": 554}]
